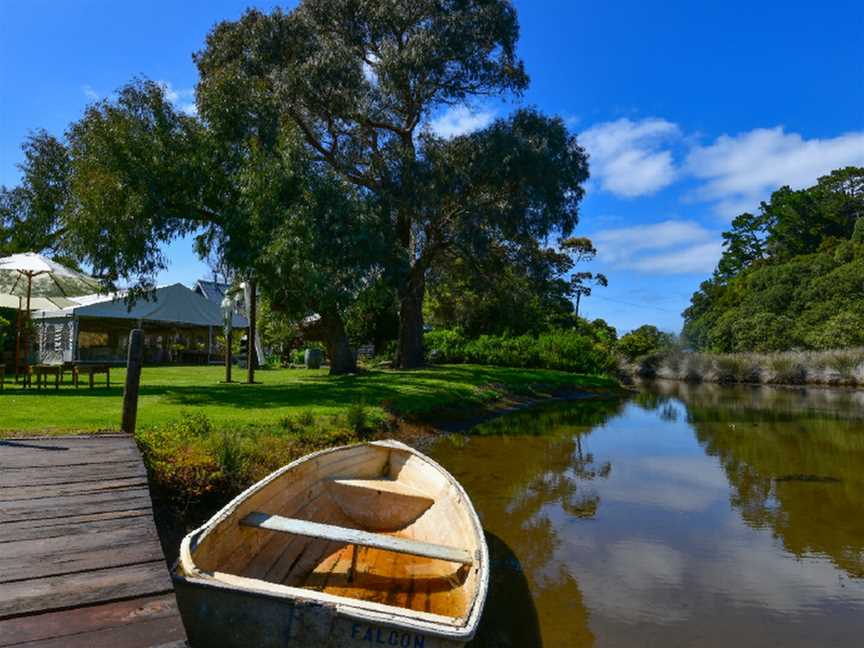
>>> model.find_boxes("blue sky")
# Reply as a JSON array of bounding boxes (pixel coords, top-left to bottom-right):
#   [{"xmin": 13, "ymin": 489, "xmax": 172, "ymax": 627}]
[{"xmin": 2, "ymin": 0, "xmax": 862, "ymax": 333}]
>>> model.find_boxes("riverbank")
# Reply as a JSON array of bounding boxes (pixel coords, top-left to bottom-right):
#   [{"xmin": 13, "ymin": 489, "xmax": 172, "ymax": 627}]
[
  {"xmin": 0, "ymin": 364, "xmax": 621, "ymax": 504},
  {"xmin": 619, "ymin": 347, "xmax": 864, "ymax": 388},
  {"xmin": 0, "ymin": 364, "xmax": 618, "ymax": 434}
]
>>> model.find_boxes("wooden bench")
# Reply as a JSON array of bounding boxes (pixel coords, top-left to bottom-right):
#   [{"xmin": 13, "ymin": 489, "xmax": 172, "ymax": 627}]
[
  {"xmin": 73, "ymin": 364, "xmax": 111, "ymax": 389},
  {"xmin": 26, "ymin": 364, "xmax": 64, "ymax": 390},
  {"xmin": 240, "ymin": 512, "xmax": 474, "ymax": 565}
]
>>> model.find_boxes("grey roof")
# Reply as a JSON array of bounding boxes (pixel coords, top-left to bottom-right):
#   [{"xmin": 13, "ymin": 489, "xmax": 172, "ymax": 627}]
[
  {"xmin": 33, "ymin": 283, "xmax": 248, "ymax": 328},
  {"xmin": 194, "ymin": 279, "xmax": 228, "ymax": 304}
]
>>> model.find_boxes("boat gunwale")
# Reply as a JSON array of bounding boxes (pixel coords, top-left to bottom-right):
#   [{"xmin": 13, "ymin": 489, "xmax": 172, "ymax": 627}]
[{"xmin": 175, "ymin": 440, "xmax": 489, "ymax": 640}]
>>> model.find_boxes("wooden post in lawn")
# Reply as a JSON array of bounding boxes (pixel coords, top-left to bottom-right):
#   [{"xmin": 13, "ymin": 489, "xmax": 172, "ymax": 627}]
[
  {"xmin": 225, "ymin": 326, "xmax": 233, "ymax": 383},
  {"xmin": 122, "ymin": 328, "xmax": 143, "ymax": 435}
]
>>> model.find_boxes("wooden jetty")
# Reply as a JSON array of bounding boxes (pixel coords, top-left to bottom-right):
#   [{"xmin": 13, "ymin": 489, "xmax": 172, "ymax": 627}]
[{"xmin": 0, "ymin": 434, "xmax": 187, "ymax": 647}]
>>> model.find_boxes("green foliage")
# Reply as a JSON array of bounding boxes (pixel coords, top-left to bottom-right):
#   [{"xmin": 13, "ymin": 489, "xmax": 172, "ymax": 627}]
[
  {"xmin": 684, "ymin": 167, "xmax": 864, "ymax": 352},
  {"xmin": 617, "ymin": 325, "xmax": 674, "ymax": 361},
  {"xmin": 343, "ymin": 281, "xmax": 399, "ymax": 353},
  {"xmin": 345, "ymin": 400, "xmax": 371, "ymax": 435},
  {"xmin": 197, "ymin": 3, "xmax": 589, "ymax": 368},
  {"xmin": 0, "ymin": 131, "xmax": 72, "ymax": 257},
  {"xmin": 0, "ymin": 313, "xmax": 10, "ymax": 351},
  {"xmin": 853, "ymin": 217, "xmax": 864, "ymax": 244},
  {"xmin": 164, "ymin": 409, "xmax": 214, "ymax": 437},
  {"xmin": 425, "ymin": 328, "xmax": 613, "ymax": 375},
  {"xmin": 426, "ymin": 237, "xmax": 606, "ymax": 338},
  {"xmin": 536, "ymin": 331, "xmax": 612, "ymax": 373}
]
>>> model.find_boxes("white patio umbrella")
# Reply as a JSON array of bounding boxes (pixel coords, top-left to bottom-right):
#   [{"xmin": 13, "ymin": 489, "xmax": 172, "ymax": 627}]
[
  {"xmin": 0, "ymin": 293, "xmax": 77, "ymax": 311},
  {"xmin": 0, "ymin": 252, "xmax": 101, "ymax": 377}
]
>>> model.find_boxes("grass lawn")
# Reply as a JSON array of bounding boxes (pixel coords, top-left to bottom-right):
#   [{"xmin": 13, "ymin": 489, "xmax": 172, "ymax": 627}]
[{"xmin": 0, "ymin": 364, "xmax": 617, "ymax": 434}]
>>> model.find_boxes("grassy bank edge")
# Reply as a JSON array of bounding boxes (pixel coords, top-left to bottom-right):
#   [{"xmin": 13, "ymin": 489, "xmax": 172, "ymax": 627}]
[
  {"xmin": 135, "ymin": 371, "xmax": 623, "ymax": 509},
  {"xmin": 0, "ymin": 365, "xmax": 622, "ymax": 508}
]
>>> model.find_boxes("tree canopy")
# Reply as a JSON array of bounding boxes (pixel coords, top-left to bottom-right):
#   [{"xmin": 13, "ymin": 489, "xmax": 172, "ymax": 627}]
[
  {"xmin": 683, "ymin": 167, "xmax": 864, "ymax": 352},
  {"xmin": 26, "ymin": 79, "xmax": 385, "ymax": 373},
  {"xmin": 426, "ymin": 236, "xmax": 605, "ymax": 337},
  {"xmin": 195, "ymin": 1, "xmax": 588, "ymax": 367},
  {"xmin": 0, "ymin": 132, "xmax": 71, "ymax": 258},
  {"xmin": 6, "ymin": 1, "xmax": 598, "ymax": 373}
]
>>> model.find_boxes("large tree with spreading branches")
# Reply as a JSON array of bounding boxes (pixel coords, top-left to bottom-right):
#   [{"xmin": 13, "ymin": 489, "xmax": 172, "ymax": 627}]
[
  {"xmin": 52, "ymin": 81, "xmax": 382, "ymax": 373},
  {"xmin": 196, "ymin": 0, "xmax": 590, "ymax": 367}
]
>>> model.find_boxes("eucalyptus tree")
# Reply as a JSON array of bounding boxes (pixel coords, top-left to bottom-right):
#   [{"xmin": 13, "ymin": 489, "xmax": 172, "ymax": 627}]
[
  {"xmin": 61, "ymin": 80, "xmax": 378, "ymax": 373},
  {"xmin": 1, "ymin": 132, "xmax": 72, "ymax": 257},
  {"xmin": 196, "ymin": 1, "xmax": 590, "ymax": 367}
]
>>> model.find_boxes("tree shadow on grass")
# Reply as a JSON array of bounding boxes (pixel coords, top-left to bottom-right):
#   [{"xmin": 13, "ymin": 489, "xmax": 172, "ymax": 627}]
[{"xmin": 0, "ymin": 366, "xmax": 614, "ymax": 420}]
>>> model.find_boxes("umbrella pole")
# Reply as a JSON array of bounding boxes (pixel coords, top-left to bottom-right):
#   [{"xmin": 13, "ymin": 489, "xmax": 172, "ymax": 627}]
[
  {"xmin": 21, "ymin": 272, "xmax": 33, "ymax": 378},
  {"xmin": 13, "ymin": 305, "xmax": 21, "ymax": 382}
]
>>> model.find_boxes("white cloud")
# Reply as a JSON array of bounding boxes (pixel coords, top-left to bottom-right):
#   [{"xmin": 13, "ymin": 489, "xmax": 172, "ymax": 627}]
[
  {"xmin": 628, "ymin": 241, "xmax": 723, "ymax": 274},
  {"xmin": 157, "ymin": 81, "xmax": 197, "ymax": 116},
  {"xmin": 592, "ymin": 219, "xmax": 722, "ymax": 274},
  {"xmin": 580, "ymin": 117, "xmax": 680, "ymax": 197},
  {"xmin": 429, "ymin": 105, "xmax": 495, "ymax": 139},
  {"xmin": 178, "ymin": 103, "xmax": 198, "ymax": 117},
  {"xmin": 361, "ymin": 51, "xmax": 379, "ymax": 85},
  {"xmin": 578, "ymin": 118, "xmax": 864, "ymax": 213},
  {"xmin": 82, "ymin": 84, "xmax": 100, "ymax": 101},
  {"xmin": 686, "ymin": 127, "xmax": 864, "ymax": 217}
]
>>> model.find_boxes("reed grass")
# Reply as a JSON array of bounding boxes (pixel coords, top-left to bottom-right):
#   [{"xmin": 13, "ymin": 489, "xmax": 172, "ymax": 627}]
[{"xmin": 639, "ymin": 347, "xmax": 864, "ymax": 386}]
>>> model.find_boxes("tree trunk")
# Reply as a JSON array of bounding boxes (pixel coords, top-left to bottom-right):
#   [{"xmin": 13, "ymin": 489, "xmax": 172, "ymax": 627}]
[
  {"xmin": 395, "ymin": 265, "xmax": 426, "ymax": 369},
  {"xmin": 302, "ymin": 310, "xmax": 356, "ymax": 375},
  {"xmin": 246, "ymin": 278, "xmax": 257, "ymax": 383}
]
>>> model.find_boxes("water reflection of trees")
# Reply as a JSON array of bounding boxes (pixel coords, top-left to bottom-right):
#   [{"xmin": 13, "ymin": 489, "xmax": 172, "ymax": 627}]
[
  {"xmin": 642, "ymin": 382, "xmax": 864, "ymax": 579},
  {"xmin": 435, "ymin": 398, "xmax": 625, "ymax": 647}
]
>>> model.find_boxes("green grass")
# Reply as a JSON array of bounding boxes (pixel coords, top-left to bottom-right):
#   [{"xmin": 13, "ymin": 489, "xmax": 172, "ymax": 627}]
[{"xmin": 0, "ymin": 364, "xmax": 616, "ymax": 434}]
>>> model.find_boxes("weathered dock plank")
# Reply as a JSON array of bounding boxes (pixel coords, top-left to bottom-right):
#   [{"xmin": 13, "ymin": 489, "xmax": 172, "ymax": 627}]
[
  {"xmin": 0, "ymin": 509, "xmax": 153, "ymax": 544},
  {"xmin": 0, "ymin": 487, "xmax": 154, "ymax": 523},
  {"xmin": 0, "ymin": 594, "xmax": 186, "ymax": 647},
  {"xmin": 0, "ymin": 476, "xmax": 150, "ymax": 501},
  {"xmin": 0, "ymin": 435, "xmax": 187, "ymax": 646}
]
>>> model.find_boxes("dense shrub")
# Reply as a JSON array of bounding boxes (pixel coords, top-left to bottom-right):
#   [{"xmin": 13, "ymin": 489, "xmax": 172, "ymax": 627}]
[
  {"xmin": 425, "ymin": 329, "xmax": 470, "ymax": 363},
  {"xmin": 0, "ymin": 313, "xmax": 10, "ymax": 352},
  {"xmin": 424, "ymin": 328, "xmax": 613, "ymax": 375},
  {"xmin": 617, "ymin": 325, "xmax": 674, "ymax": 361},
  {"xmin": 136, "ymin": 410, "xmax": 368, "ymax": 504}
]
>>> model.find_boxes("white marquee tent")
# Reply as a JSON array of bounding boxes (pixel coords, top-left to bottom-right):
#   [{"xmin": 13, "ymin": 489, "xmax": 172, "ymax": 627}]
[{"xmin": 32, "ymin": 283, "xmax": 248, "ymax": 365}]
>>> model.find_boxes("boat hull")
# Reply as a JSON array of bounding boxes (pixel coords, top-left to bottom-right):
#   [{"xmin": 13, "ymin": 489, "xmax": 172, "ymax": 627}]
[
  {"xmin": 172, "ymin": 440, "xmax": 486, "ymax": 647},
  {"xmin": 174, "ymin": 572, "xmax": 467, "ymax": 648}
]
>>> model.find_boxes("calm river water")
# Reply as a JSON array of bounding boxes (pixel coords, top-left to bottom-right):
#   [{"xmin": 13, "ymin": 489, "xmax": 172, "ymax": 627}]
[{"xmin": 427, "ymin": 382, "xmax": 864, "ymax": 647}]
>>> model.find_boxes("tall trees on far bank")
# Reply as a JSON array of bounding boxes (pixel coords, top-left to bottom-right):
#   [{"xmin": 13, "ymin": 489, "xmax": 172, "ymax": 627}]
[
  {"xmin": 683, "ymin": 167, "xmax": 864, "ymax": 352},
  {"xmin": 197, "ymin": 1, "xmax": 590, "ymax": 367}
]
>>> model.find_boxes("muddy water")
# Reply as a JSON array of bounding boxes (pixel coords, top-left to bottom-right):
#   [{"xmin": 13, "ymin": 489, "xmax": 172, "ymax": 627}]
[{"xmin": 427, "ymin": 383, "xmax": 864, "ymax": 647}]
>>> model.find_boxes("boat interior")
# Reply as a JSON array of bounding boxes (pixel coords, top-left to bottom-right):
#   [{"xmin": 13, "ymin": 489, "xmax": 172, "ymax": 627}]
[{"xmin": 188, "ymin": 443, "xmax": 481, "ymax": 622}]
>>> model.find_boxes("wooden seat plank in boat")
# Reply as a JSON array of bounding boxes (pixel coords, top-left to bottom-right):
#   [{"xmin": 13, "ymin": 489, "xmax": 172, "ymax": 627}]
[
  {"xmin": 240, "ymin": 512, "xmax": 474, "ymax": 565},
  {"xmin": 327, "ymin": 478, "xmax": 435, "ymax": 531}
]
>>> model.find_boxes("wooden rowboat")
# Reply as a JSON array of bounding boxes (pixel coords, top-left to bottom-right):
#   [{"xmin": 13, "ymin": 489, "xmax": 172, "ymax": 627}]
[{"xmin": 173, "ymin": 440, "xmax": 489, "ymax": 647}]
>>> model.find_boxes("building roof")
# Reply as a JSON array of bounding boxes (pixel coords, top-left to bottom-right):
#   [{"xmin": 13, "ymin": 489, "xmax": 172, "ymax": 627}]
[
  {"xmin": 34, "ymin": 283, "xmax": 248, "ymax": 328},
  {"xmin": 194, "ymin": 279, "xmax": 228, "ymax": 304}
]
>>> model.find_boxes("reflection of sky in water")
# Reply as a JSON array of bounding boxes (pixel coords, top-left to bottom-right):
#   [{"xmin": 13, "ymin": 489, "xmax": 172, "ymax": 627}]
[
  {"xmin": 557, "ymin": 396, "xmax": 864, "ymax": 644},
  {"xmin": 433, "ymin": 386, "xmax": 864, "ymax": 647}
]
